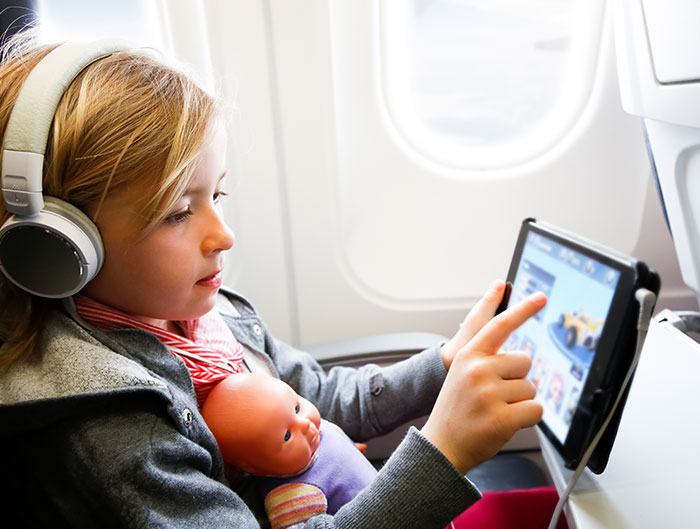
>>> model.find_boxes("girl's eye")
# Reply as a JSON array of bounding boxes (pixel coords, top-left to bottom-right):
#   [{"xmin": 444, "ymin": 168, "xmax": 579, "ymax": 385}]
[
  {"xmin": 164, "ymin": 205, "xmax": 192, "ymax": 224},
  {"xmin": 295, "ymin": 403, "xmax": 300, "ymax": 414},
  {"xmin": 213, "ymin": 190, "xmax": 229, "ymax": 203},
  {"xmin": 284, "ymin": 431, "xmax": 291, "ymax": 442}
]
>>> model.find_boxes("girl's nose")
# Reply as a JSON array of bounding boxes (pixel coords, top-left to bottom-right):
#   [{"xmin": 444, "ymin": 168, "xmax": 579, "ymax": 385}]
[{"xmin": 203, "ymin": 206, "xmax": 235, "ymax": 254}]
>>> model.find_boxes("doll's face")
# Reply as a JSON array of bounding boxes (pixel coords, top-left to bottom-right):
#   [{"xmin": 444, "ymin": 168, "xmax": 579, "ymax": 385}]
[
  {"xmin": 204, "ymin": 374, "xmax": 323, "ymax": 476},
  {"xmin": 257, "ymin": 382, "xmax": 323, "ymax": 475}
]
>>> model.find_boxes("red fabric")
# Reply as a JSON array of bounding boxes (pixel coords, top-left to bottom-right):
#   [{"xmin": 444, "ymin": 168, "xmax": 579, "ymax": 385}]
[
  {"xmin": 450, "ymin": 487, "xmax": 569, "ymax": 529},
  {"xmin": 75, "ymin": 296, "xmax": 244, "ymax": 405}
]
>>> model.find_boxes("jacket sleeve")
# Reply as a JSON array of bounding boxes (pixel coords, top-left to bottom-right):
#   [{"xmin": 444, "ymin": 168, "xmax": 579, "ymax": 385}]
[
  {"xmin": 20, "ymin": 395, "xmax": 479, "ymax": 529},
  {"xmin": 220, "ymin": 289, "xmax": 449, "ymax": 441},
  {"xmin": 268, "ymin": 332, "xmax": 448, "ymax": 442}
]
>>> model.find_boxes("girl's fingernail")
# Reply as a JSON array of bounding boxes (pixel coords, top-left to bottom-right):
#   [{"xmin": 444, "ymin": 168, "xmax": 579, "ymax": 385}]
[
  {"xmin": 490, "ymin": 279, "xmax": 505, "ymax": 291},
  {"xmin": 528, "ymin": 292, "xmax": 547, "ymax": 304}
]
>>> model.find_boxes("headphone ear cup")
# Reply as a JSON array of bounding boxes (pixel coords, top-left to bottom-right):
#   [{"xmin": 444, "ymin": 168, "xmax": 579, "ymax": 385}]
[
  {"xmin": 0, "ymin": 196, "xmax": 103, "ymax": 298},
  {"xmin": 42, "ymin": 196, "xmax": 103, "ymax": 257}
]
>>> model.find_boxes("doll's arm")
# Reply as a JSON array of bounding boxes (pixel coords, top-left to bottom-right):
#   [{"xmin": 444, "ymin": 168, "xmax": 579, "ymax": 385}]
[{"xmin": 264, "ymin": 483, "xmax": 328, "ymax": 529}]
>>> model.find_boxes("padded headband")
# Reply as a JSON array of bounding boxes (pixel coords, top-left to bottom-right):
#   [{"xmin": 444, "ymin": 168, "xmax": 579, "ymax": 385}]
[
  {"xmin": 2, "ymin": 40, "xmax": 131, "ymax": 216},
  {"xmin": 0, "ymin": 40, "xmax": 132, "ymax": 298}
]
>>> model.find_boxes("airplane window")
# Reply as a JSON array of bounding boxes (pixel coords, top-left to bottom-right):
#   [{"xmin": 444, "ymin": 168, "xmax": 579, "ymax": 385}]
[
  {"xmin": 380, "ymin": 0, "xmax": 601, "ymax": 169},
  {"xmin": 35, "ymin": 0, "xmax": 167, "ymax": 50}
]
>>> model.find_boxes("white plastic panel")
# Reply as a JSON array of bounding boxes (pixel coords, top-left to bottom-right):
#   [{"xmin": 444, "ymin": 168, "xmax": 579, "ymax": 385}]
[
  {"xmin": 330, "ymin": 1, "xmax": 648, "ymax": 306},
  {"xmin": 643, "ymin": 120, "xmax": 700, "ymax": 300},
  {"xmin": 641, "ymin": 0, "xmax": 700, "ymax": 84},
  {"xmin": 615, "ymin": 0, "xmax": 700, "ymax": 127},
  {"xmin": 247, "ymin": 0, "xmax": 691, "ymax": 347},
  {"xmin": 31, "ymin": 0, "xmax": 696, "ymax": 348},
  {"xmin": 201, "ymin": 0, "xmax": 298, "ymax": 342}
]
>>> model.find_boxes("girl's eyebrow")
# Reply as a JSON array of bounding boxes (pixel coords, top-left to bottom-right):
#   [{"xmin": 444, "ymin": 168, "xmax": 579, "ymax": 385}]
[{"xmin": 182, "ymin": 172, "xmax": 227, "ymax": 196}]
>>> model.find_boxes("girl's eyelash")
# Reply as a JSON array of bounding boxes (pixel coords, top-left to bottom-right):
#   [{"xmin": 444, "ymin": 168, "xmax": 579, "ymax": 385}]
[
  {"xmin": 164, "ymin": 205, "xmax": 193, "ymax": 224},
  {"xmin": 164, "ymin": 191, "xmax": 227, "ymax": 224}
]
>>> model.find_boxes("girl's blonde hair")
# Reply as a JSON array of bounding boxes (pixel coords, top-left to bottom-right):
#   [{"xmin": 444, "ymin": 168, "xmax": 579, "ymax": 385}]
[{"xmin": 0, "ymin": 35, "xmax": 220, "ymax": 365}]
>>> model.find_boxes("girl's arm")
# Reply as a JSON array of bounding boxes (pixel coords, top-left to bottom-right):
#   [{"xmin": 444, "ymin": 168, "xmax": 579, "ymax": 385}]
[
  {"xmin": 220, "ymin": 290, "xmax": 447, "ymax": 441},
  {"xmin": 272, "ymin": 338, "xmax": 446, "ymax": 441}
]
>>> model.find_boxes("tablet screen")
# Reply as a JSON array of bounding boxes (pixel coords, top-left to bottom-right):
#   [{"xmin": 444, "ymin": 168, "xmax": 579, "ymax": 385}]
[{"xmin": 502, "ymin": 230, "xmax": 621, "ymax": 443}]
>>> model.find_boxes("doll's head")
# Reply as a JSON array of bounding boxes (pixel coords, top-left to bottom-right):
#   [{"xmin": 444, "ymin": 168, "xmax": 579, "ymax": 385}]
[{"xmin": 201, "ymin": 373, "xmax": 322, "ymax": 476}]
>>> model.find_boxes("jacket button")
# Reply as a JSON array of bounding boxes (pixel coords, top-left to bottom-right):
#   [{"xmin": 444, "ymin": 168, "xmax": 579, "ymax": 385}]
[
  {"xmin": 182, "ymin": 408, "xmax": 193, "ymax": 427},
  {"xmin": 253, "ymin": 324, "xmax": 262, "ymax": 336},
  {"xmin": 369, "ymin": 373, "xmax": 384, "ymax": 395}
]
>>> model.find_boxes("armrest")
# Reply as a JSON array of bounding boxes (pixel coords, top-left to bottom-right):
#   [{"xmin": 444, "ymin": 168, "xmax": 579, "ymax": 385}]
[{"xmin": 304, "ymin": 332, "xmax": 448, "ymax": 369}]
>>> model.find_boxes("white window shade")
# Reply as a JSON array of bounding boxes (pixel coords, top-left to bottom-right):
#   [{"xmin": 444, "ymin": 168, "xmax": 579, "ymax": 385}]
[{"xmin": 380, "ymin": 0, "xmax": 601, "ymax": 170}]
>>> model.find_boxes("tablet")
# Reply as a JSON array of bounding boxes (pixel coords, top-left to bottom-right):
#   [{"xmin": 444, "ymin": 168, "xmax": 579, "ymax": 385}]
[{"xmin": 498, "ymin": 219, "xmax": 659, "ymax": 473}]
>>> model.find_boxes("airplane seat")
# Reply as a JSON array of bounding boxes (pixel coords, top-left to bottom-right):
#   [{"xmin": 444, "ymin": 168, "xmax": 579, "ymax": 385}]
[
  {"xmin": 466, "ymin": 453, "xmax": 550, "ymax": 492},
  {"xmin": 307, "ymin": 331, "xmax": 450, "ymax": 369}
]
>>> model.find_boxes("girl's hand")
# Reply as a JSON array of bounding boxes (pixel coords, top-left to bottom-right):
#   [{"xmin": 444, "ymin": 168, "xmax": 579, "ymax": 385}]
[
  {"xmin": 441, "ymin": 280, "xmax": 507, "ymax": 370},
  {"xmin": 423, "ymin": 291, "xmax": 546, "ymax": 475}
]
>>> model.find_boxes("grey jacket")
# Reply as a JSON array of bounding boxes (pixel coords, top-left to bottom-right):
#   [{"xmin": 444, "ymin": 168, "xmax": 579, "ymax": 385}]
[{"xmin": 0, "ymin": 289, "xmax": 481, "ymax": 528}]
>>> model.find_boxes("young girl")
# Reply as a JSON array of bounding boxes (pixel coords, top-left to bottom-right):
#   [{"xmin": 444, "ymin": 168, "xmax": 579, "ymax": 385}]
[{"xmin": 0, "ymin": 36, "xmax": 546, "ymax": 528}]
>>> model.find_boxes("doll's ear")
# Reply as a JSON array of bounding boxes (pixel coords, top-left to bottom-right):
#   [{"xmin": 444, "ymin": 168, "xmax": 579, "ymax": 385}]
[{"xmin": 265, "ymin": 483, "xmax": 327, "ymax": 529}]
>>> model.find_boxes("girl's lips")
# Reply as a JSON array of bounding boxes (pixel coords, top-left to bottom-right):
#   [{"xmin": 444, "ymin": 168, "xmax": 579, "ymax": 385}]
[{"xmin": 196, "ymin": 271, "xmax": 222, "ymax": 289}]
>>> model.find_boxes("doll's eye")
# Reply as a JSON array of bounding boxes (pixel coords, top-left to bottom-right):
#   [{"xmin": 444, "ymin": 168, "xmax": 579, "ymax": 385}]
[
  {"xmin": 295, "ymin": 403, "xmax": 300, "ymax": 413},
  {"xmin": 284, "ymin": 431, "xmax": 291, "ymax": 442}
]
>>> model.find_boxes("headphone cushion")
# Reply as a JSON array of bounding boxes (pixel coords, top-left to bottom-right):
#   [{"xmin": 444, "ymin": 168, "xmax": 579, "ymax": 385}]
[
  {"xmin": 0, "ymin": 197, "xmax": 104, "ymax": 297},
  {"xmin": 41, "ymin": 196, "xmax": 103, "ymax": 260}
]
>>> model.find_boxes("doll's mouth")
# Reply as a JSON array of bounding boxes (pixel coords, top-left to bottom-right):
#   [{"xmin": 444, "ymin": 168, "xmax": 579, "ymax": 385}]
[{"xmin": 312, "ymin": 429, "xmax": 321, "ymax": 450}]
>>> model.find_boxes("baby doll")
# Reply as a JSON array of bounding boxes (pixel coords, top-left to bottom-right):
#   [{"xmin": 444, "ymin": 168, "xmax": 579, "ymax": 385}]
[{"xmin": 201, "ymin": 373, "xmax": 378, "ymax": 529}]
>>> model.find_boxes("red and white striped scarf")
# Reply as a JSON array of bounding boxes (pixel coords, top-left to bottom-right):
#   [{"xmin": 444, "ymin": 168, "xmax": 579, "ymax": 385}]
[{"xmin": 74, "ymin": 296, "xmax": 244, "ymax": 406}]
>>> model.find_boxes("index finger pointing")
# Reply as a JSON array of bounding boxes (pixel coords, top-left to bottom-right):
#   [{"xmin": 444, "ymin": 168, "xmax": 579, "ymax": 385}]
[{"xmin": 468, "ymin": 292, "xmax": 547, "ymax": 355}]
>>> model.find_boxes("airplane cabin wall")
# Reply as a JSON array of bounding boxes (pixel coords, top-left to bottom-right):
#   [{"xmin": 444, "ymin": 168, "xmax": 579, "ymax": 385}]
[{"xmin": 201, "ymin": 0, "xmax": 695, "ymax": 350}]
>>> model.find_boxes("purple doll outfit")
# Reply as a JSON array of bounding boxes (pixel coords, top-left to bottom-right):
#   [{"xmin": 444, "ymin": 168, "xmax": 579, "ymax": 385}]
[{"xmin": 257, "ymin": 419, "xmax": 377, "ymax": 514}]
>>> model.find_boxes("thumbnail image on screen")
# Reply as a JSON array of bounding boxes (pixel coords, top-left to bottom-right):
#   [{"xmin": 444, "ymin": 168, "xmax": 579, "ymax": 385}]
[{"xmin": 502, "ymin": 231, "xmax": 620, "ymax": 443}]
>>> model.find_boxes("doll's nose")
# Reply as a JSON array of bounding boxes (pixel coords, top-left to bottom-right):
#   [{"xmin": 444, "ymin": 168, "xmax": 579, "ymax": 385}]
[{"xmin": 302, "ymin": 417, "xmax": 318, "ymax": 436}]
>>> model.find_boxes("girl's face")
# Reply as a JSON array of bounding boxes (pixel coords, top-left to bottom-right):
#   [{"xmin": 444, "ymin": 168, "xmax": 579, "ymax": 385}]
[{"xmin": 81, "ymin": 121, "xmax": 234, "ymax": 330}]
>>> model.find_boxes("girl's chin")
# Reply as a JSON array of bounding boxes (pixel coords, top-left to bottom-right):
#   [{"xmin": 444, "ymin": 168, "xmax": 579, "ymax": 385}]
[{"xmin": 160, "ymin": 297, "xmax": 219, "ymax": 323}]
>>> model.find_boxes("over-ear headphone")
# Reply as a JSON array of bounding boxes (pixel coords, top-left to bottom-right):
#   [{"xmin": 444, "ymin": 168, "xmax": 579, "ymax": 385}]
[{"xmin": 0, "ymin": 40, "xmax": 130, "ymax": 298}]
